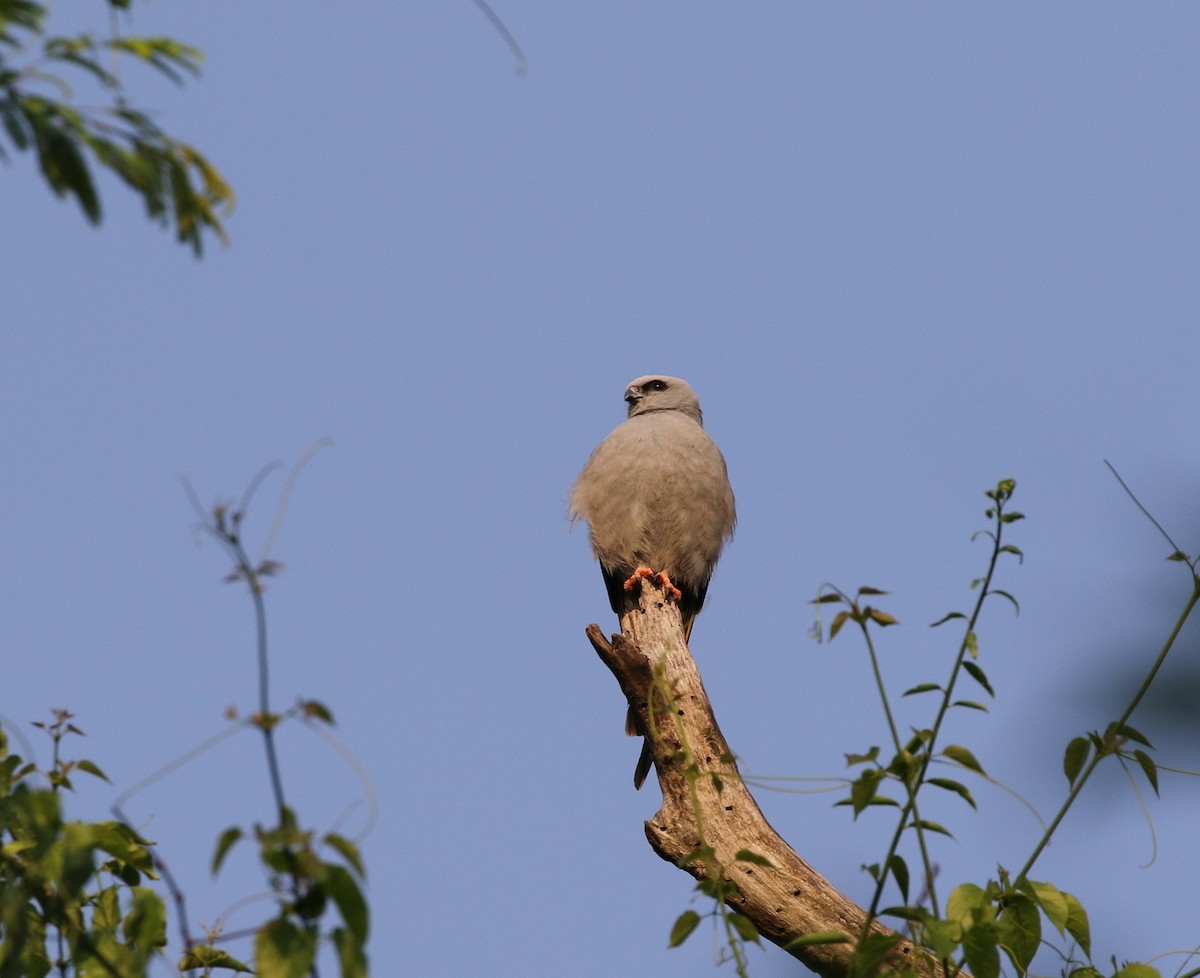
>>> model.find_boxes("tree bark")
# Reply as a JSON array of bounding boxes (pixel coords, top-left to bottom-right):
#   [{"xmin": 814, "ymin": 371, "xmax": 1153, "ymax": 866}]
[{"xmin": 585, "ymin": 579, "xmax": 936, "ymax": 978}]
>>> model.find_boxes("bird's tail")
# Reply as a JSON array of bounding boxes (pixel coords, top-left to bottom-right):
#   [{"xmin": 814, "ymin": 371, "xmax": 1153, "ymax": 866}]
[{"xmin": 633, "ymin": 739, "xmax": 653, "ymax": 790}]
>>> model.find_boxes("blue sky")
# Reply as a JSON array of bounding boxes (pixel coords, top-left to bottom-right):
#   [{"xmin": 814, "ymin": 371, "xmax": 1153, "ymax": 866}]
[{"xmin": 4, "ymin": 3, "xmax": 1200, "ymax": 975}]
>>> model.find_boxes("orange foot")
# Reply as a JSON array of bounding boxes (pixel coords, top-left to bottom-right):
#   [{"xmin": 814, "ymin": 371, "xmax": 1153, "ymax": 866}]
[{"xmin": 623, "ymin": 567, "xmax": 682, "ymax": 601}]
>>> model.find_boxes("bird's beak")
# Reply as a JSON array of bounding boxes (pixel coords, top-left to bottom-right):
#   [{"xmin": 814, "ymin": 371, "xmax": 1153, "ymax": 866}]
[{"xmin": 624, "ymin": 386, "xmax": 643, "ymax": 405}]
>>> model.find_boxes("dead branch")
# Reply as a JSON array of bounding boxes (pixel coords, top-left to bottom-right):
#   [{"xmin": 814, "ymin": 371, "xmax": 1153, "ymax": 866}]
[{"xmin": 585, "ymin": 579, "xmax": 938, "ymax": 978}]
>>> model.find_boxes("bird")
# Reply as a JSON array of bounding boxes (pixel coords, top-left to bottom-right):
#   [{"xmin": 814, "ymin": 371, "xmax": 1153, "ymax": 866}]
[{"xmin": 571, "ymin": 375, "xmax": 736, "ymax": 788}]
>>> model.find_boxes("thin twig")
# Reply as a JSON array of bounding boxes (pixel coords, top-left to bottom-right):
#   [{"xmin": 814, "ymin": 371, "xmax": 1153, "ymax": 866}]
[
  {"xmin": 467, "ymin": 0, "xmax": 528, "ymax": 74},
  {"xmin": 1104, "ymin": 460, "xmax": 1185, "ymax": 556},
  {"xmin": 260, "ymin": 439, "xmax": 330, "ymax": 565}
]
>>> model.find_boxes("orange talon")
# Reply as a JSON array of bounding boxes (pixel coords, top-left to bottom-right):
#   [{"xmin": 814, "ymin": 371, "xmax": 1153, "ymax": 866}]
[
  {"xmin": 622, "ymin": 567, "xmax": 683, "ymax": 602},
  {"xmin": 655, "ymin": 572, "xmax": 683, "ymax": 601},
  {"xmin": 623, "ymin": 566, "xmax": 656, "ymax": 592}
]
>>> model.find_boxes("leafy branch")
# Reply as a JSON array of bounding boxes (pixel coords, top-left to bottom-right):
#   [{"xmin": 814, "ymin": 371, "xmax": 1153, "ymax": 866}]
[
  {"xmin": 1014, "ymin": 466, "xmax": 1200, "ymax": 886},
  {"xmin": 0, "ymin": 0, "xmax": 232, "ymax": 254}
]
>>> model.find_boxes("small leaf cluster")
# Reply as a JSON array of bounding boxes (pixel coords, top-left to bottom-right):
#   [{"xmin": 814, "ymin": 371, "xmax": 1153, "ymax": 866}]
[
  {"xmin": 0, "ymin": 0, "xmax": 232, "ymax": 254},
  {"xmin": 805, "ymin": 480, "xmax": 1196, "ymax": 978},
  {"xmin": 815, "ymin": 585, "xmax": 899, "ymax": 643},
  {"xmin": 1063, "ymin": 723, "xmax": 1158, "ymax": 797},
  {"xmin": 838, "ymin": 735, "xmax": 984, "ymax": 827},
  {"xmin": 0, "ymin": 714, "xmax": 166, "ymax": 978},
  {"xmin": 908, "ymin": 876, "xmax": 1090, "ymax": 978},
  {"xmin": 670, "ymin": 848, "xmax": 770, "ymax": 978},
  {"xmin": 203, "ymin": 721, "xmax": 370, "ymax": 978}
]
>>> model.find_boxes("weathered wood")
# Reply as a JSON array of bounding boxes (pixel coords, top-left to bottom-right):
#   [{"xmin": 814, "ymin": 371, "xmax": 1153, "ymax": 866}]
[{"xmin": 585, "ymin": 579, "xmax": 936, "ymax": 978}]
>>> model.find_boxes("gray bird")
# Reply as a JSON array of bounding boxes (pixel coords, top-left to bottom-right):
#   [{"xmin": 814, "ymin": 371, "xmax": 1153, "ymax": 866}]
[{"xmin": 571, "ymin": 375, "xmax": 736, "ymax": 788}]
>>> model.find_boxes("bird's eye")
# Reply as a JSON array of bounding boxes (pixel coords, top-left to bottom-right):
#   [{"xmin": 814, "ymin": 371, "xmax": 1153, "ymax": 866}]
[{"xmin": 646, "ymin": 379, "xmax": 667, "ymax": 392}]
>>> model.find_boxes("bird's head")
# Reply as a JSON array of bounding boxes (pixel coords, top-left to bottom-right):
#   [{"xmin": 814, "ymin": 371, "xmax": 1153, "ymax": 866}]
[{"xmin": 624, "ymin": 375, "xmax": 704, "ymax": 425}]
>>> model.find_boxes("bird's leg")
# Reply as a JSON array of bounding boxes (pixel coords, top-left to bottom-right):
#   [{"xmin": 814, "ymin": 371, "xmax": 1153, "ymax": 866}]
[
  {"xmin": 622, "ymin": 566, "xmax": 683, "ymax": 601},
  {"xmin": 654, "ymin": 572, "xmax": 683, "ymax": 601},
  {"xmin": 623, "ymin": 566, "xmax": 656, "ymax": 591}
]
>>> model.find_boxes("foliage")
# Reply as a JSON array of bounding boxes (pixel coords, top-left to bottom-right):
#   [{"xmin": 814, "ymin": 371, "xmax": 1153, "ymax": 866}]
[
  {"xmin": 0, "ymin": 0, "xmax": 231, "ymax": 254},
  {"xmin": 805, "ymin": 478, "xmax": 1198, "ymax": 978},
  {"xmin": 0, "ymin": 710, "xmax": 165, "ymax": 978},
  {"xmin": 670, "ymin": 478, "xmax": 1200, "ymax": 978},
  {"xmin": 1, "ymin": 455, "xmax": 368, "ymax": 977}
]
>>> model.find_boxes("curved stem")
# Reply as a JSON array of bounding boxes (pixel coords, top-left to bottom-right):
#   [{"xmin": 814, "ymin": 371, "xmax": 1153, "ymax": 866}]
[
  {"xmin": 230, "ymin": 536, "xmax": 287, "ymax": 821},
  {"xmin": 1014, "ymin": 577, "xmax": 1200, "ymax": 884},
  {"xmin": 859, "ymin": 622, "xmax": 938, "ymax": 923},
  {"xmin": 863, "ymin": 486, "xmax": 1014, "ymax": 930}
]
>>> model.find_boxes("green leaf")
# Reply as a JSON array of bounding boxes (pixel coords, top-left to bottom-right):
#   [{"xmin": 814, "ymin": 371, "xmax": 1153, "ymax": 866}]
[
  {"xmin": 324, "ymin": 832, "xmax": 366, "ymax": 877},
  {"xmin": 931, "ymin": 611, "xmax": 966, "ymax": 627},
  {"xmin": 323, "ymin": 864, "xmax": 369, "ymax": 945},
  {"xmin": 941, "ymin": 744, "xmax": 985, "ymax": 775},
  {"xmin": 887, "ymin": 854, "xmax": 910, "ymax": 903},
  {"xmin": 302, "ymin": 700, "xmax": 335, "ymax": 724},
  {"xmin": 123, "ymin": 886, "xmax": 168, "ymax": 952},
  {"xmin": 903, "ymin": 683, "xmax": 943, "ymax": 697},
  {"xmin": 1064, "ymin": 891, "xmax": 1091, "ymax": 956},
  {"xmin": 878, "ymin": 905, "xmax": 922, "ymax": 922},
  {"xmin": 964, "ymin": 629, "xmax": 979, "ymax": 658},
  {"xmin": 668, "ymin": 910, "xmax": 701, "ymax": 947},
  {"xmin": 962, "ymin": 661, "xmax": 995, "ymax": 697},
  {"xmin": 852, "ymin": 932, "xmax": 904, "ymax": 977},
  {"xmin": 679, "ymin": 845, "xmax": 716, "ymax": 867},
  {"xmin": 107, "ymin": 36, "xmax": 203, "ymax": 85},
  {"xmin": 947, "ymin": 882, "xmax": 988, "ymax": 923},
  {"xmin": 734, "ymin": 849, "xmax": 774, "ymax": 868},
  {"xmin": 1114, "ymin": 965, "xmax": 1162, "ymax": 978},
  {"xmin": 2, "ymin": 103, "xmax": 31, "ymax": 150},
  {"xmin": 962, "ymin": 922, "xmax": 1001, "ymax": 978},
  {"xmin": 1063, "ymin": 737, "xmax": 1091, "ymax": 786},
  {"xmin": 729, "ymin": 911, "xmax": 760, "ymax": 942},
  {"xmin": 951, "ymin": 699, "xmax": 989, "ymax": 712},
  {"xmin": 35, "ymin": 107, "xmax": 101, "ymax": 222},
  {"xmin": 1025, "ymin": 880, "xmax": 1069, "ymax": 934},
  {"xmin": 834, "ymin": 793, "xmax": 900, "ymax": 812},
  {"xmin": 44, "ymin": 37, "xmax": 120, "ymax": 88},
  {"xmin": 990, "ymin": 588, "xmax": 1020, "ymax": 615},
  {"xmin": 1115, "ymin": 723, "xmax": 1153, "ymax": 748},
  {"xmin": 922, "ymin": 916, "xmax": 963, "ymax": 958},
  {"xmin": 904, "ymin": 729, "xmax": 933, "ymax": 751},
  {"xmin": 94, "ymin": 885, "xmax": 121, "ymax": 932},
  {"xmin": 910, "ymin": 819, "xmax": 953, "ymax": 838},
  {"xmin": 332, "ymin": 926, "xmax": 369, "ymax": 978},
  {"xmin": 179, "ymin": 946, "xmax": 252, "ymax": 973},
  {"xmin": 828, "ymin": 610, "xmax": 852, "ymax": 639},
  {"xmin": 212, "ymin": 826, "xmax": 243, "ymax": 875},
  {"xmin": 857, "ymin": 586, "xmax": 890, "ymax": 597},
  {"xmin": 848, "ymin": 769, "xmax": 883, "ymax": 815},
  {"xmin": 92, "ymin": 820, "xmax": 156, "ymax": 878},
  {"xmin": 998, "ymin": 894, "xmax": 1040, "ymax": 974},
  {"xmin": 928, "ymin": 777, "xmax": 977, "ymax": 809},
  {"xmin": 255, "ymin": 919, "xmax": 315, "ymax": 978},
  {"xmin": 59, "ymin": 821, "xmax": 98, "ymax": 896},
  {"xmin": 844, "ymin": 746, "xmax": 880, "ymax": 766},
  {"xmin": 784, "ymin": 931, "xmax": 851, "ymax": 949},
  {"xmin": 887, "ymin": 749, "xmax": 918, "ymax": 780},
  {"xmin": 1132, "ymin": 750, "xmax": 1159, "ymax": 796},
  {"xmin": 866, "ymin": 607, "xmax": 899, "ymax": 626},
  {"xmin": 73, "ymin": 758, "xmax": 110, "ymax": 782}
]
